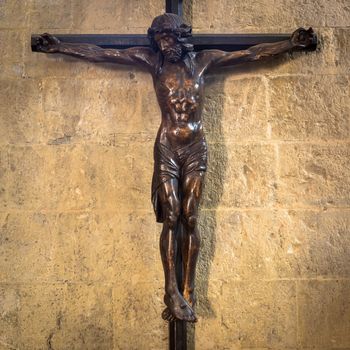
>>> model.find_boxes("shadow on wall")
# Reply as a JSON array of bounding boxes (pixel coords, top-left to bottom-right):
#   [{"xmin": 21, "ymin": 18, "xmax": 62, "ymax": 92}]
[
  {"xmin": 189, "ymin": 52, "xmax": 307, "ymax": 349},
  {"xmin": 187, "ymin": 73, "xmax": 228, "ymax": 350}
]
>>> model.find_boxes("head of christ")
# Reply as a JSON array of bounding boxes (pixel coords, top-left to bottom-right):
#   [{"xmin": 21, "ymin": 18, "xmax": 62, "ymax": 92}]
[{"xmin": 147, "ymin": 13, "xmax": 193, "ymax": 62}]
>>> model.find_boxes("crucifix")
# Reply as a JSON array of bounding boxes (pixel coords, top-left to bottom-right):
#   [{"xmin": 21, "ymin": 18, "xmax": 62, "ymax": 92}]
[{"xmin": 32, "ymin": 0, "xmax": 317, "ymax": 349}]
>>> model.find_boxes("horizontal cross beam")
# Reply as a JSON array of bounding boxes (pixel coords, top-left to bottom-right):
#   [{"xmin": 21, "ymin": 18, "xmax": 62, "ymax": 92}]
[{"xmin": 31, "ymin": 33, "xmax": 317, "ymax": 52}]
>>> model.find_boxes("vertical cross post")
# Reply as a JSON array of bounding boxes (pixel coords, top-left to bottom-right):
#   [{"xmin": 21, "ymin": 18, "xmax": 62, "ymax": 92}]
[
  {"xmin": 169, "ymin": 320, "xmax": 187, "ymax": 350},
  {"xmin": 168, "ymin": 225, "xmax": 187, "ymax": 350},
  {"xmin": 165, "ymin": 2, "xmax": 187, "ymax": 347},
  {"xmin": 166, "ymin": 0, "xmax": 183, "ymax": 17}
]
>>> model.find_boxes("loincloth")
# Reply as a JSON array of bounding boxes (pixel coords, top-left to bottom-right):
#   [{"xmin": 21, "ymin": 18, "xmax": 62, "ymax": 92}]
[{"xmin": 151, "ymin": 137, "xmax": 207, "ymax": 223}]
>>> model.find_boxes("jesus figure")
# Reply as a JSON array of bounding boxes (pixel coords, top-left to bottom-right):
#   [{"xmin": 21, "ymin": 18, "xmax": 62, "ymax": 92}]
[{"xmin": 36, "ymin": 13, "xmax": 315, "ymax": 323}]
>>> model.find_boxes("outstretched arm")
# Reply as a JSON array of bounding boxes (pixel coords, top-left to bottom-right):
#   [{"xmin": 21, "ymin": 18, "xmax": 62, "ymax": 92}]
[
  {"xmin": 200, "ymin": 28, "xmax": 316, "ymax": 72},
  {"xmin": 35, "ymin": 33, "xmax": 155, "ymax": 70}
]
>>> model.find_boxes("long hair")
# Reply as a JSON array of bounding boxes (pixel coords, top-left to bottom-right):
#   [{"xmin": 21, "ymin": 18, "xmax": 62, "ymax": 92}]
[{"xmin": 147, "ymin": 13, "xmax": 194, "ymax": 75}]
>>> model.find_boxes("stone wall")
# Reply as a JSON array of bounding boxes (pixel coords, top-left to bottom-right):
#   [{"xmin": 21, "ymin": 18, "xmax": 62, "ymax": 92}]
[{"xmin": 0, "ymin": 0, "xmax": 349, "ymax": 349}]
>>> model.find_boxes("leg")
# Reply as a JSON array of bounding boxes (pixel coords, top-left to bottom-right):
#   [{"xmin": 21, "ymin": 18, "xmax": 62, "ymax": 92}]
[
  {"xmin": 159, "ymin": 179, "xmax": 196, "ymax": 322},
  {"xmin": 181, "ymin": 172, "xmax": 204, "ymax": 309}
]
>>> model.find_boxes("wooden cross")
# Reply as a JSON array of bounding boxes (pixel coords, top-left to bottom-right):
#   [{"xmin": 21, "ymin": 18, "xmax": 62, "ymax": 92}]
[{"xmin": 31, "ymin": 1, "xmax": 317, "ymax": 350}]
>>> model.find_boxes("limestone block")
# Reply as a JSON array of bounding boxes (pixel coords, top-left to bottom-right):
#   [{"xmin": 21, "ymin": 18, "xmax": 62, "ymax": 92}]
[
  {"xmin": 0, "ymin": 212, "xmax": 74, "ymax": 283},
  {"xmin": 277, "ymin": 144, "xmax": 350, "ymax": 207},
  {"xmin": 29, "ymin": 0, "xmax": 73, "ymax": 30},
  {"xmin": 199, "ymin": 209, "xmax": 350, "ymax": 281},
  {"xmin": 25, "ymin": 50, "xmax": 81, "ymax": 80},
  {"xmin": 0, "ymin": 31, "xmax": 24, "ymax": 63},
  {"xmin": 6, "ymin": 143, "xmax": 153, "ymax": 211},
  {"xmin": 0, "ymin": 286, "xmax": 19, "ymax": 350},
  {"xmin": 41, "ymin": 78, "xmax": 106, "ymax": 143},
  {"xmin": 41, "ymin": 76, "xmax": 158, "ymax": 144},
  {"xmin": 333, "ymin": 28, "xmax": 350, "ymax": 73},
  {"xmin": 0, "ymin": 62, "xmax": 24, "ymax": 81},
  {"xmin": 119, "ymin": 0, "xmax": 164, "ymax": 32},
  {"xmin": 18, "ymin": 284, "xmax": 66, "ymax": 350},
  {"xmin": 0, "ymin": 148, "xmax": 8, "ymax": 209},
  {"xmin": 202, "ymin": 143, "xmax": 277, "ymax": 208},
  {"xmin": 298, "ymin": 280, "xmax": 350, "ymax": 348},
  {"xmin": 203, "ymin": 76, "xmax": 268, "ymax": 143},
  {"xmin": 192, "ymin": 0, "xmax": 325, "ymax": 32},
  {"xmin": 301, "ymin": 210, "xmax": 350, "ymax": 278},
  {"xmin": 72, "ymin": 0, "xmax": 129, "ymax": 32},
  {"xmin": 198, "ymin": 210, "xmax": 241, "ymax": 281},
  {"xmin": 269, "ymin": 75, "xmax": 349, "ymax": 141},
  {"xmin": 326, "ymin": 0, "xmax": 350, "ymax": 26},
  {"xmin": 240, "ymin": 348, "xmax": 284, "ymax": 350},
  {"xmin": 56, "ymin": 212, "xmax": 116, "ymax": 283},
  {"xmin": 140, "ymin": 73, "xmax": 161, "ymax": 130},
  {"xmin": 0, "ymin": 0, "xmax": 29, "ymax": 29},
  {"xmin": 72, "ymin": 0, "xmax": 163, "ymax": 33},
  {"xmin": 195, "ymin": 278, "xmax": 224, "ymax": 348},
  {"xmin": 0, "ymin": 31, "xmax": 25, "ymax": 78},
  {"xmin": 94, "ymin": 142, "xmax": 153, "ymax": 211},
  {"xmin": 6, "ymin": 145, "xmax": 98, "ymax": 210},
  {"xmin": 63, "ymin": 283, "xmax": 114, "ymax": 350},
  {"xmin": 111, "ymin": 213, "xmax": 162, "ymax": 283},
  {"xmin": 221, "ymin": 281, "xmax": 297, "ymax": 348},
  {"xmin": 113, "ymin": 282, "xmax": 167, "ymax": 350},
  {"xmin": 195, "ymin": 316, "xmax": 240, "ymax": 350},
  {"xmin": 0, "ymin": 79, "xmax": 43, "ymax": 144},
  {"xmin": 91, "ymin": 76, "xmax": 156, "ymax": 137},
  {"xmin": 197, "ymin": 276, "xmax": 222, "ymax": 312},
  {"xmin": 6, "ymin": 146, "xmax": 49, "ymax": 209},
  {"xmin": 55, "ymin": 211, "xmax": 161, "ymax": 283}
]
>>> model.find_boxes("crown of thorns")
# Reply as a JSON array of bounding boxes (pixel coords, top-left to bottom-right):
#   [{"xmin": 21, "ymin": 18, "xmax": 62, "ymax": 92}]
[
  {"xmin": 147, "ymin": 13, "xmax": 193, "ymax": 51},
  {"xmin": 148, "ymin": 13, "xmax": 192, "ymax": 38}
]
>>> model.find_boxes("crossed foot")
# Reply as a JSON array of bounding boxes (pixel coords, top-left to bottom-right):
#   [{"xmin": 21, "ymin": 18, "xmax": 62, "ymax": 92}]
[{"xmin": 161, "ymin": 291, "xmax": 197, "ymax": 322}]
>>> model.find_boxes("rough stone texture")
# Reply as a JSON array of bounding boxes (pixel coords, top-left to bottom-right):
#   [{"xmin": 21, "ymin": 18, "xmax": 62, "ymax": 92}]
[
  {"xmin": 29, "ymin": 0, "xmax": 73, "ymax": 31},
  {"xmin": 0, "ymin": 1, "xmax": 29, "ymax": 29},
  {"xmin": 298, "ymin": 280, "xmax": 350, "ymax": 348},
  {"xmin": 278, "ymin": 144, "xmax": 350, "ymax": 207},
  {"xmin": 72, "ymin": 0, "xmax": 164, "ymax": 33},
  {"xmin": 0, "ymin": 212, "xmax": 74, "ymax": 283},
  {"xmin": 203, "ymin": 76, "xmax": 269, "ymax": 143},
  {"xmin": 325, "ymin": 0, "xmax": 350, "ymax": 27},
  {"xmin": 198, "ymin": 209, "xmax": 350, "ymax": 281},
  {"xmin": 269, "ymin": 75, "xmax": 350, "ymax": 141},
  {"xmin": 192, "ymin": 0, "xmax": 326, "ymax": 32},
  {"xmin": 0, "ymin": 79, "xmax": 43, "ymax": 144},
  {"xmin": 0, "ymin": 286, "xmax": 19, "ymax": 349},
  {"xmin": 113, "ymin": 282, "xmax": 167, "ymax": 349},
  {"xmin": 202, "ymin": 143, "xmax": 277, "ymax": 209},
  {"xmin": 221, "ymin": 281, "xmax": 297, "ymax": 348},
  {"xmin": 63, "ymin": 283, "xmax": 114, "ymax": 349},
  {"xmin": 0, "ymin": 0, "xmax": 349, "ymax": 349}
]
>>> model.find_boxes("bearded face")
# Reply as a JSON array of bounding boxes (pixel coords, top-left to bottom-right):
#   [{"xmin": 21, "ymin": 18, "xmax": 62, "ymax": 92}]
[{"xmin": 154, "ymin": 33, "xmax": 183, "ymax": 63}]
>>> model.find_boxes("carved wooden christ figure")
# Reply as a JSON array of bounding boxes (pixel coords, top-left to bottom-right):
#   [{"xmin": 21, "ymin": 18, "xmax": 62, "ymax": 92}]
[{"xmin": 36, "ymin": 13, "xmax": 315, "ymax": 323}]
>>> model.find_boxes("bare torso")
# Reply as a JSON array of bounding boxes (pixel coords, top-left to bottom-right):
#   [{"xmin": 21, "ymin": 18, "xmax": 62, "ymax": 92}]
[{"xmin": 152, "ymin": 54, "xmax": 206, "ymax": 148}]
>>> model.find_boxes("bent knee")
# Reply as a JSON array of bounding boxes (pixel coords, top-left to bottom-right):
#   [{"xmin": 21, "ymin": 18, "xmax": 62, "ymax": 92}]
[
  {"xmin": 164, "ymin": 206, "xmax": 180, "ymax": 229},
  {"xmin": 183, "ymin": 214, "xmax": 197, "ymax": 229}
]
